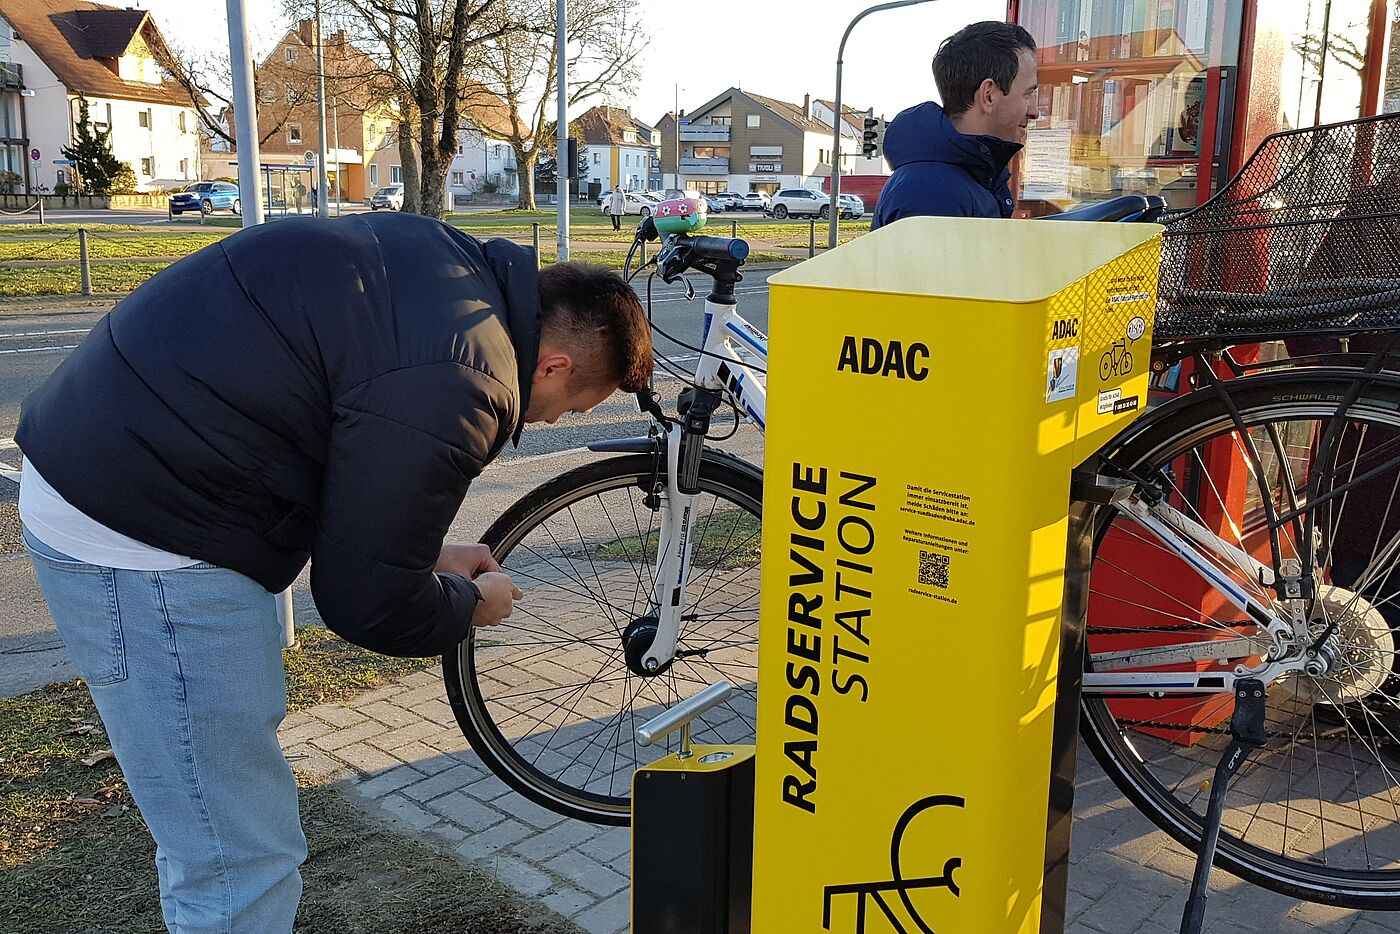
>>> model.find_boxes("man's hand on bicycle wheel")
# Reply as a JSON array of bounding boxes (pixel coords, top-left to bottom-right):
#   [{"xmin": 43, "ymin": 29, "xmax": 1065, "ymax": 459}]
[
  {"xmin": 436, "ymin": 542, "xmax": 501, "ymax": 579},
  {"xmin": 471, "ymin": 571, "xmax": 524, "ymax": 627}
]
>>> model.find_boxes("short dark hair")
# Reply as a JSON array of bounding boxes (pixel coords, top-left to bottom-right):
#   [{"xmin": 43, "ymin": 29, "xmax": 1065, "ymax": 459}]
[
  {"xmin": 932, "ymin": 21, "xmax": 1036, "ymax": 117},
  {"xmin": 537, "ymin": 262, "xmax": 653, "ymax": 392}
]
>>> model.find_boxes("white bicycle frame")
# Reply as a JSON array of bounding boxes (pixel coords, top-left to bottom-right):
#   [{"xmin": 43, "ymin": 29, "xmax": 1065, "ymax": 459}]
[{"xmin": 634, "ymin": 291, "xmax": 1314, "ymax": 693}]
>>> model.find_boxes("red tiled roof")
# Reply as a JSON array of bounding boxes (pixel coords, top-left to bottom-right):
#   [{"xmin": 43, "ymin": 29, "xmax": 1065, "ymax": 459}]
[{"xmin": 0, "ymin": 0, "xmax": 196, "ymax": 107}]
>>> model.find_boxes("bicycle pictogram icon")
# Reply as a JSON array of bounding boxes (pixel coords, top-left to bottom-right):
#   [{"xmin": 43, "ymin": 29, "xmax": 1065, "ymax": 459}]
[
  {"xmin": 1099, "ymin": 339, "xmax": 1133, "ymax": 381},
  {"xmin": 821, "ymin": 795, "xmax": 966, "ymax": 933}
]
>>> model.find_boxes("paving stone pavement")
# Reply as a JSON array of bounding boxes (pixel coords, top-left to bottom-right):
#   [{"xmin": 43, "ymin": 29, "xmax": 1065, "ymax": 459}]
[{"xmin": 286, "ymin": 663, "xmax": 1400, "ymax": 933}]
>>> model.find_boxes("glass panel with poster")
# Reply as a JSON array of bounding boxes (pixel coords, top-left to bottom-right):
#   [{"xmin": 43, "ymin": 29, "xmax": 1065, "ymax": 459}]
[{"xmin": 1016, "ymin": 0, "xmax": 1240, "ymax": 215}]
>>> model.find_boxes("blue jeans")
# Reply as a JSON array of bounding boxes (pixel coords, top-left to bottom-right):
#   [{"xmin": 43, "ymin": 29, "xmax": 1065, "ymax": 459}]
[{"xmin": 24, "ymin": 527, "xmax": 306, "ymax": 933}]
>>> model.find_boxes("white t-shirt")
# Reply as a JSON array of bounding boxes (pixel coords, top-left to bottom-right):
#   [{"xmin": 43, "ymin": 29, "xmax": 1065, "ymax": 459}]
[{"xmin": 19, "ymin": 457, "xmax": 200, "ymax": 570}]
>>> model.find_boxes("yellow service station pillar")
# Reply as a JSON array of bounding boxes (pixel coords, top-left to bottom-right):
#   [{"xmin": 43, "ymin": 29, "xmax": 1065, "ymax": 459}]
[{"xmin": 752, "ymin": 216, "xmax": 1162, "ymax": 933}]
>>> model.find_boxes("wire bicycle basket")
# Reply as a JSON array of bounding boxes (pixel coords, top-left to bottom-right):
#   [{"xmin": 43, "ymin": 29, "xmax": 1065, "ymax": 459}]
[{"xmin": 1156, "ymin": 111, "xmax": 1400, "ymax": 345}]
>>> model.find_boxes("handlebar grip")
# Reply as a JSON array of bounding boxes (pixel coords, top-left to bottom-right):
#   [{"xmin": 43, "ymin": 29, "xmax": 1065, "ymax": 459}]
[{"xmin": 690, "ymin": 235, "xmax": 750, "ymax": 263}]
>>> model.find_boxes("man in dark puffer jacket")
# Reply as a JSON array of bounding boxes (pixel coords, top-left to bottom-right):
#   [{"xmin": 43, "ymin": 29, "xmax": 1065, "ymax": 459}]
[{"xmin": 16, "ymin": 211, "xmax": 652, "ymax": 932}]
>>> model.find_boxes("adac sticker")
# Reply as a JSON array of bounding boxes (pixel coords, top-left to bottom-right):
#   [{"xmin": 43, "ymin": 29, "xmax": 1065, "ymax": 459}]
[{"xmin": 1045, "ymin": 346, "xmax": 1078, "ymax": 403}]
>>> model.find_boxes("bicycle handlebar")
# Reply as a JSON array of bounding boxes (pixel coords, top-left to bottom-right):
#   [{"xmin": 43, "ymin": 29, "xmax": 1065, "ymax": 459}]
[{"xmin": 688, "ymin": 235, "xmax": 750, "ymax": 263}]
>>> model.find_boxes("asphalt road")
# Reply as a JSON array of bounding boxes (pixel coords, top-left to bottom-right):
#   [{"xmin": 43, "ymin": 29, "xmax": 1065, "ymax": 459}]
[{"xmin": 0, "ymin": 267, "xmax": 775, "ymax": 696}]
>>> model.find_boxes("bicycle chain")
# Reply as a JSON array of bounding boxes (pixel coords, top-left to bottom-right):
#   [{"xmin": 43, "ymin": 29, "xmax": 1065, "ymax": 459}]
[{"xmin": 1087, "ymin": 623, "xmax": 1254, "ymax": 635}]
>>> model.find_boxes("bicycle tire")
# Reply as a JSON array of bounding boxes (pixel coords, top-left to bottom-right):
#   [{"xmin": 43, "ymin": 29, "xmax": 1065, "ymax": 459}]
[
  {"xmin": 443, "ymin": 449, "xmax": 763, "ymax": 825},
  {"xmin": 1100, "ymin": 352, "xmax": 1113, "ymax": 381},
  {"xmin": 1083, "ymin": 369, "xmax": 1400, "ymax": 907}
]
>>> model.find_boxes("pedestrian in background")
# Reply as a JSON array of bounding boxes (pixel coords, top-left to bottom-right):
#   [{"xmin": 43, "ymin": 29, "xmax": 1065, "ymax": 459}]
[{"xmin": 607, "ymin": 187, "xmax": 627, "ymax": 231}]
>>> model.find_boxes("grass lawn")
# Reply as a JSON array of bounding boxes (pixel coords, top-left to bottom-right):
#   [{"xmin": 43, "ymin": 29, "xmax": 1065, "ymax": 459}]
[
  {"xmin": 0, "ymin": 234, "xmax": 227, "ymax": 262},
  {"xmin": 0, "ymin": 262, "xmax": 173, "ymax": 297},
  {"xmin": 0, "ymin": 628, "xmax": 579, "ymax": 934},
  {"xmin": 0, "ymin": 224, "xmax": 155, "ymax": 235}
]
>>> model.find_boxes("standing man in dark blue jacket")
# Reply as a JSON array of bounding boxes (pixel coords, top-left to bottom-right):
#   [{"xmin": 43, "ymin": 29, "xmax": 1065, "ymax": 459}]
[
  {"xmin": 16, "ymin": 211, "xmax": 653, "ymax": 932},
  {"xmin": 873, "ymin": 21, "xmax": 1039, "ymax": 228}
]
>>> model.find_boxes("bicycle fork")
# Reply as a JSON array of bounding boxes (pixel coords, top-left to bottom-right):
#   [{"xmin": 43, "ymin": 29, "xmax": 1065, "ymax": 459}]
[{"xmin": 627, "ymin": 390, "xmax": 722, "ymax": 675}]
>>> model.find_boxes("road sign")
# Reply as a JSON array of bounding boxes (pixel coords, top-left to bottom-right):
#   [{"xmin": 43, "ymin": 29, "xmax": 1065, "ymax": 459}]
[
  {"xmin": 29, "ymin": 148, "xmax": 39, "ymax": 161},
  {"xmin": 52, "ymin": 159, "xmax": 75, "ymax": 165},
  {"xmin": 303, "ymin": 150, "xmax": 316, "ymax": 164}
]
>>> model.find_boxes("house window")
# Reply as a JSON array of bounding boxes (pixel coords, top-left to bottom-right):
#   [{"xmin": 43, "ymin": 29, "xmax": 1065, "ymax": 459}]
[
  {"xmin": 56, "ymin": 169, "xmax": 66, "ymax": 185},
  {"xmin": 138, "ymin": 110, "xmax": 150, "ymax": 128},
  {"xmin": 178, "ymin": 111, "xmax": 186, "ymax": 133},
  {"xmin": 391, "ymin": 165, "xmax": 402, "ymax": 184},
  {"xmin": 451, "ymin": 171, "xmax": 464, "ymax": 185},
  {"xmin": 140, "ymin": 157, "xmax": 152, "ymax": 175},
  {"xmin": 457, "ymin": 142, "xmax": 464, "ymax": 154},
  {"xmin": 691, "ymin": 146, "xmax": 730, "ymax": 159},
  {"xmin": 711, "ymin": 116, "xmax": 731, "ymax": 125},
  {"xmin": 285, "ymin": 46, "xmax": 299, "ymax": 63},
  {"xmin": 287, "ymin": 124, "xmax": 302, "ymax": 144},
  {"xmin": 369, "ymin": 163, "xmax": 378, "ymax": 186},
  {"xmin": 746, "ymin": 114, "xmax": 760, "ymax": 128},
  {"xmin": 285, "ymin": 85, "xmax": 302, "ymax": 104},
  {"xmin": 259, "ymin": 86, "xmax": 276, "ymax": 104},
  {"xmin": 179, "ymin": 158, "xmax": 188, "ymax": 177},
  {"xmin": 592, "ymin": 152, "xmax": 600, "ymax": 163}
]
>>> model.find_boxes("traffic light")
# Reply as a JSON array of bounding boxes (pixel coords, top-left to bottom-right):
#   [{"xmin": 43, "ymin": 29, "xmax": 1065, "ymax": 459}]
[{"xmin": 862, "ymin": 116, "xmax": 885, "ymax": 159}]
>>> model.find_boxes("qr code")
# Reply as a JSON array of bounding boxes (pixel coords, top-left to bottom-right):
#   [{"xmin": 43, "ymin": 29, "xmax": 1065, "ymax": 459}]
[{"xmin": 919, "ymin": 550, "xmax": 950, "ymax": 589}]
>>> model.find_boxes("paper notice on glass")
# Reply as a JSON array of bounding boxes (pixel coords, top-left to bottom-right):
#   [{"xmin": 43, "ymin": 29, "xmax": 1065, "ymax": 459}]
[{"xmin": 1022, "ymin": 128, "xmax": 1073, "ymax": 201}]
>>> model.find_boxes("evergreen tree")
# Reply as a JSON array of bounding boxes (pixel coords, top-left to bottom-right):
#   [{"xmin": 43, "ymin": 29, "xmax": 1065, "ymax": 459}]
[{"xmin": 61, "ymin": 96, "xmax": 124, "ymax": 195}]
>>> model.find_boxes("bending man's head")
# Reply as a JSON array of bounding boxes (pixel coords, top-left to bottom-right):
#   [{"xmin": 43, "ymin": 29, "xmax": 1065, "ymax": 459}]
[
  {"xmin": 933, "ymin": 21, "xmax": 1039, "ymax": 145},
  {"xmin": 526, "ymin": 262, "xmax": 654, "ymax": 425}
]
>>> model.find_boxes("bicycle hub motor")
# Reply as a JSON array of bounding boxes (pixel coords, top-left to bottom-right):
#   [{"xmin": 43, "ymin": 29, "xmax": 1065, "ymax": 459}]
[{"xmin": 622, "ymin": 616, "xmax": 673, "ymax": 677}]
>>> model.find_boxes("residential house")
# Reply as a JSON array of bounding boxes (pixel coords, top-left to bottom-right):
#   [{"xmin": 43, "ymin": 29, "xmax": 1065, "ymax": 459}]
[
  {"xmin": 575, "ymin": 104, "xmax": 658, "ymax": 193},
  {"xmin": 657, "ymin": 89, "xmax": 862, "ymax": 195},
  {"xmin": 811, "ymin": 98, "xmax": 889, "ymax": 175},
  {"xmin": 437, "ymin": 87, "xmax": 524, "ymax": 200},
  {"xmin": 0, "ymin": 0, "xmax": 202, "ymax": 194},
  {"xmin": 205, "ymin": 19, "xmax": 397, "ymax": 204}
]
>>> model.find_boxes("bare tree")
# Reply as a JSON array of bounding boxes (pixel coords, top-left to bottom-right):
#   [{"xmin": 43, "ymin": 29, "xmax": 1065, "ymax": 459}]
[
  {"xmin": 466, "ymin": 0, "xmax": 644, "ymax": 210},
  {"xmin": 286, "ymin": 0, "xmax": 517, "ymax": 218}
]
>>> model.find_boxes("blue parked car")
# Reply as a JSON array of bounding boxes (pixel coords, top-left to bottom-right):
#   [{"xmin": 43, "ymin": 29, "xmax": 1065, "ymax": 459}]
[{"xmin": 169, "ymin": 181, "xmax": 240, "ymax": 216}]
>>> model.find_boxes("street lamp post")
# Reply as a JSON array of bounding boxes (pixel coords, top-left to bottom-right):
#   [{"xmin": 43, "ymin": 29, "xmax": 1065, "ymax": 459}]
[
  {"xmin": 225, "ymin": 0, "xmax": 263, "ymax": 225},
  {"xmin": 314, "ymin": 0, "xmax": 330, "ymax": 219},
  {"xmin": 829, "ymin": 0, "xmax": 937, "ymax": 249},
  {"xmin": 555, "ymin": 0, "xmax": 569, "ymax": 260}
]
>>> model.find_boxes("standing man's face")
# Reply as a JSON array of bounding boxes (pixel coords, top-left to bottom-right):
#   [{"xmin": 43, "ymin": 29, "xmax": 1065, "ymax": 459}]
[{"xmin": 990, "ymin": 48, "xmax": 1040, "ymax": 145}]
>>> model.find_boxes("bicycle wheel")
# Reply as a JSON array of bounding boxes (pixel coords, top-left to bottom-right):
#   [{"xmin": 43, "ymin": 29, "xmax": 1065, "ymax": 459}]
[
  {"xmin": 443, "ymin": 449, "xmax": 762, "ymax": 825},
  {"xmin": 1083, "ymin": 370, "xmax": 1400, "ymax": 906}
]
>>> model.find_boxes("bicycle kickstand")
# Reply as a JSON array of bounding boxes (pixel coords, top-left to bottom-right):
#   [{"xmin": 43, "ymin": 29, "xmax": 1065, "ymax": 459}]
[{"xmin": 1179, "ymin": 678, "xmax": 1268, "ymax": 934}]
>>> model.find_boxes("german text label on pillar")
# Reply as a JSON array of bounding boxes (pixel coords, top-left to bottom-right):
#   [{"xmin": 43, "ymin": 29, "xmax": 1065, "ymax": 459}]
[{"xmin": 753, "ymin": 216, "xmax": 1161, "ymax": 933}]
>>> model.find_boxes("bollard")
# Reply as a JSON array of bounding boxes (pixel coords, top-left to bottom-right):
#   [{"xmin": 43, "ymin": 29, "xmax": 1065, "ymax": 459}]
[
  {"xmin": 78, "ymin": 228, "xmax": 92, "ymax": 296},
  {"xmin": 277, "ymin": 588, "xmax": 297, "ymax": 649},
  {"xmin": 532, "ymin": 222, "xmax": 541, "ymax": 269},
  {"xmin": 37, "ymin": 198, "xmax": 45, "ymax": 225},
  {"xmin": 731, "ymin": 219, "xmax": 737, "ymax": 240},
  {"xmin": 808, "ymin": 217, "xmax": 816, "ymax": 258},
  {"xmin": 167, "ymin": 199, "xmax": 173, "ymax": 224}
]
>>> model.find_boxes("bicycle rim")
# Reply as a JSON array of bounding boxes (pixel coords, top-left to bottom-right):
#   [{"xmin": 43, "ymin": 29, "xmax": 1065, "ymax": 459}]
[
  {"xmin": 444, "ymin": 452, "xmax": 762, "ymax": 825},
  {"xmin": 1084, "ymin": 375, "xmax": 1400, "ymax": 906}
]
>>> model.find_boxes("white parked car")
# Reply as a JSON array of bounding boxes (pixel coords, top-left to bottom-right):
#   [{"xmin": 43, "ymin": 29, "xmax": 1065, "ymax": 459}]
[
  {"xmin": 768, "ymin": 188, "xmax": 834, "ymax": 219},
  {"xmin": 837, "ymin": 193, "xmax": 865, "ymax": 218},
  {"xmin": 598, "ymin": 190, "xmax": 657, "ymax": 216},
  {"xmin": 738, "ymin": 192, "xmax": 770, "ymax": 212}
]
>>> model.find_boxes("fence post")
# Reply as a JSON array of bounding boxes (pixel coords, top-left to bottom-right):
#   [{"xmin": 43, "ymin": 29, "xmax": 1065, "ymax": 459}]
[
  {"xmin": 78, "ymin": 228, "xmax": 92, "ymax": 296},
  {"xmin": 532, "ymin": 222, "xmax": 541, "ymax": 269},
  {"xmin": 809, "ymin": 218, "xmax": 816, "ymax": 258},
  {"xmin": 37, "ymin": 198, "xmax": 45, "ymax": 224}
]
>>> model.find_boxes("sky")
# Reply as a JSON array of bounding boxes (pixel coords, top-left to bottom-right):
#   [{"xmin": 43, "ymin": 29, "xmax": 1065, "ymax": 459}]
[{"xmin": 131, "ymin": 0, "xmax": 1006, "ymax": 123}]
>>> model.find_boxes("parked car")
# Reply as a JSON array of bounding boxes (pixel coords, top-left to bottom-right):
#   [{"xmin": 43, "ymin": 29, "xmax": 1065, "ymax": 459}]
[
  {"xmin": 716, "ymin": 191, "xmax": 745, "ymax": 210},
  {"xmin": 370, "ymin": 185, "xmax": 404, "ymax": 210},
  {"xmin": 702, "ymin": 194, "xmax": 727, "ymax": 213},
  {"xmin": 598, "ymin": 190, "xmax": 658, "ymax": 216},
  {"xmin": 169, "ymin": 181, "xmax": 240, "ymax": 216},
  {"xmin": 768, "ymin": 188, "xmax": 836, "ymax": 219},
  {"xmin": 738, "ymin": 192, "xmax": 770, "ymax": 212},
  {"xmin": 837, "ymin": 193, "xmax": 865, "ymax": 219}
]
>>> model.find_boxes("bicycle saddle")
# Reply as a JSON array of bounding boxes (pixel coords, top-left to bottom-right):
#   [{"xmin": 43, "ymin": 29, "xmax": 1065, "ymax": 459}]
[{"xmin": 1040, "ymin": 194, "xmax": 1166, "ymax": 223}]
